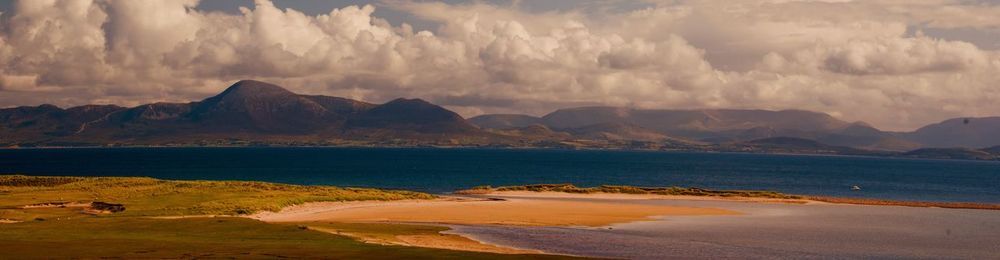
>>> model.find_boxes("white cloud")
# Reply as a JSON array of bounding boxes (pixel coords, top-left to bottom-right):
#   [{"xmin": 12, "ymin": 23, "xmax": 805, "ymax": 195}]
[
  {"xmin": 0, "ymin": 0, "xmax": 998, "ymax": 131},
  {"xmin": 765, "ymin": 36, "xmax": 992, "ymax": 75}
]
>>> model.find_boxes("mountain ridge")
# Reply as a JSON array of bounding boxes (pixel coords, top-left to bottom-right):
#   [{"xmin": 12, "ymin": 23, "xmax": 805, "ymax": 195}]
[
  {"xmin": 2, "ymin": 79, "xmax": 998, "ymax": 161},
  {"xmin": 1, "ymin": 80, "xmax": 496, "ymax": 146},
  {"xmin": 470, "ymin": 108, "xmax": 995, "ymax": 150}
]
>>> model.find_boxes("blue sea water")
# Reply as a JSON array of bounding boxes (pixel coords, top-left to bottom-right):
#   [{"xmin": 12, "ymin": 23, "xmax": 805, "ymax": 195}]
[{"xmin": 1, "ymin": 147, "xmax": 998, "ymax": 203}]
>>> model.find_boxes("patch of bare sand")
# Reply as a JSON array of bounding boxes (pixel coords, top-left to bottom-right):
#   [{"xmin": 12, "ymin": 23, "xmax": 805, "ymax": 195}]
[
  {"xmin": 309, "ymin": 226, "xmax": 540, "ymax": 254},
  {"xmin": 251, "ymin": 197, "xmax": 738, "ymax": 227}
]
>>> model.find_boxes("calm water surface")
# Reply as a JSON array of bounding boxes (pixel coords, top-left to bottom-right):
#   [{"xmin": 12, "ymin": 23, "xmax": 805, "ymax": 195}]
[{"xmin": 1, "ymin": 147, "xmax": 998, "ymax": 203}]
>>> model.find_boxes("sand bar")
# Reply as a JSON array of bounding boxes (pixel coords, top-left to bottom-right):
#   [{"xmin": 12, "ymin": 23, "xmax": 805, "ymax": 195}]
[{"xmin": 251, "ymin": 197, "xmax": 737, "ymax": 227}]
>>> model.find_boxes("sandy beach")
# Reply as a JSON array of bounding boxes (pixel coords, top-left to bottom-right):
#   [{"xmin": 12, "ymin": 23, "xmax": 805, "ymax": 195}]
[
  {"xmin": 251, "ymin": 196, "xmax": 738, "ymax": 226},
  {"xmin": 249, "ymin": 194, "xmax": 740, "ymax": 255}
]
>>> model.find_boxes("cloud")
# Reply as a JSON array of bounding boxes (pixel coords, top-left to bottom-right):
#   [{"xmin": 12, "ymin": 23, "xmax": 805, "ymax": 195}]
[
  {"xmin": 822, "ymin": 37, "xmax": 988, "ymax": 75},
  {"xmin": 0, "ymin": 0, "xmax": 998, "ymax": 131},
  {"xmin": 763, "ymin": 36, "xmax": 992, "ymax": 75}
]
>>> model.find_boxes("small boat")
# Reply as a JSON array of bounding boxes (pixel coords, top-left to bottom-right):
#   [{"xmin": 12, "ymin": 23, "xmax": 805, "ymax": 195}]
[{"xmin": 851, "ymin": 185, "xmax": 861, "ymax": 191}]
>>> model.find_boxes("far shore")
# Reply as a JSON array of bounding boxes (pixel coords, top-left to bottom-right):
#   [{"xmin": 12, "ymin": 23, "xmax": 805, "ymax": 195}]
[{"xmin": 5, "ymin": 145, "xmax": 1000, "ymax": 163}]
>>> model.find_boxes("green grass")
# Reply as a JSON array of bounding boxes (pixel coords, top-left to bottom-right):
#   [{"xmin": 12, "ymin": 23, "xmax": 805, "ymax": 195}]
[
  {"xmin": 459, "ymin": 184, "xmax": 802, "ymax": 199},
  {"xmin": 0, "ymin": 175, "xmax": 434, "ymax": 219},
  {"xmin": 0, "ymin": 217, "xmax": 574, "ymax": 259}
]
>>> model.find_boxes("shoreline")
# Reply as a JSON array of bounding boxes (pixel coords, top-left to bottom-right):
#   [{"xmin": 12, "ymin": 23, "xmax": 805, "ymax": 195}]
[
  {"xmin": 463, "ymin": 191, "xmax": 814, "ymax": 204},
  {"xmin": 482, "ymin": 190, "xmax": 1000, "ymax": 210},
  {"xmin": 457, "ymin": 186, "xmax": 1000, "ymax": 211},
  {"xmin": 5, "ymin": 145, "xmax": 1000, "ymax": 163}
]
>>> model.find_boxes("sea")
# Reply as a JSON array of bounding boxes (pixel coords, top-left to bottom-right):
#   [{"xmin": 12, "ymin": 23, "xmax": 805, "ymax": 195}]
[{"xmin": 1, "ymin": 147, "xmax": 998, "ymax": 203}]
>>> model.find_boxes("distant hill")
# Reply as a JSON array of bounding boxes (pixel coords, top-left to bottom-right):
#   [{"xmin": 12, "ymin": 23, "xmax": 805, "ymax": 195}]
[
  {"xmin": 468, "ymin": 114, "xmax": 543, "ymax": 129},
  {"xmin": 723, "ymin": 137, "xmax": 884, "ymax": 156},
  {"xmin": 486, "ymin": 124, "xmax": 573, "ymax": 143},
  {"xmin": 904, "ymin": 117, "xmax": 1000, "ymax": 148},
  {"xmin": 0, "ymin": 104, "xmax": 124, "ymax": 139},
  {"xmin": 472, "ymin": 106, "xmax": 904, "ymax": 149},
  {"xmin": 903, "ymin": 148, "xmax": 998, "ymax": 161},
  {"xmin": 4, "ymin": 79, "xmax": 1000, "ymax": 161},
  {"xmin": 188, "ymin": 80, "xmax": 335, "ymax": 133},
  {"xmin": 0, "ymin": 80, "xmax": 494, "ymax": 146},
  {"xmin": 471, "ymin": 107, "xmax": 1000, "ymax": 150},
  {"xmin": 562, "ymin": 122, "xmax": 668, "ymax": 142},
  {"xmin": 347, "ymin": 98, "xmax": 479, "ymax": 134},
  {"xmin": 983, "ymin": 145, "xmax": 1000, "ymax": 154},
  {"xmin": 540, "ymin": 107, "xmax": 852, "ymax": 134}
]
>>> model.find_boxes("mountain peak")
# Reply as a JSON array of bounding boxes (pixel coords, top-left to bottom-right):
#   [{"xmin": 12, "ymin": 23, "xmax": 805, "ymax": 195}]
[
  {"xmin": 188, "ymin": 80, "xmax": 329, "ymax": 132},
  {"xmin": 195, "ymin": 80, "xmax": 306, "ymax": 112},
  {"xmin": 215, "ymin": 80, "xmax": 295, "ymax": 100},
  {"xmin": 381, "ymin": 98, "xmax": 435, "ymax": 107}
]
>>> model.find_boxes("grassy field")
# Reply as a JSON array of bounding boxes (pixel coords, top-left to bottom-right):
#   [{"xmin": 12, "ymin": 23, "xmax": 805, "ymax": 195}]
[
  {"xmin": 0, "ymin": 175, "xmax": 433, "ymax": 219},
  {"xmin": 0, "ymin": 176, "xmax": 575, "ymax": 259},
  {"xmin": 457, "ymin": 183, "xmax": 802, "ymax": 199}
]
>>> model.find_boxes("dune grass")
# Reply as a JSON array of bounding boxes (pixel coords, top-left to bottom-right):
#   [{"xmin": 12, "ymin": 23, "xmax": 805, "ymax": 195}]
[
  {"xmin": 0, "ymin": 175, "xmax": 434, "ymax": 220},
  {"xmin": 457, "ymin": 183, "xmax": 802, "ymax": 199}
]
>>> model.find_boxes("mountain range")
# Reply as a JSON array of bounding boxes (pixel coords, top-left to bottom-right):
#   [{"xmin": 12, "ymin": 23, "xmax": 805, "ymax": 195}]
[
  {"xmin": 2, "ymin": 80, "xmax": 998, "ymax": 160},
  {"xmin": 471, "ymin": 107, "xmax": 1000, "ymax": 151},
  {"xmin": 1, "ymin": 80, "xmax": 492, "ymax": 147}
]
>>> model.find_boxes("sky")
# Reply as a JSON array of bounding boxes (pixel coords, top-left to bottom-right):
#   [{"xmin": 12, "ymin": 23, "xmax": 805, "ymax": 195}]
[{"xmin": 0, "ymin": 0, "xmax": 999, "ymax": 131}]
